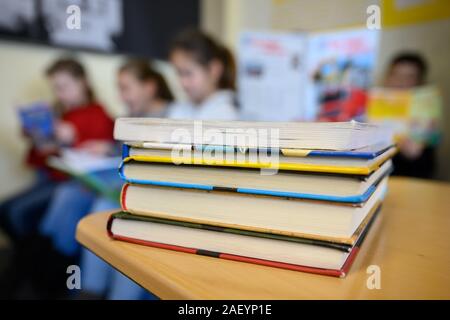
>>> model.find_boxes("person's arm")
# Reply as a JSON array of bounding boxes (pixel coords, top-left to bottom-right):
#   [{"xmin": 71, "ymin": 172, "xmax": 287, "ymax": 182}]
[
  {"xmin": 65, "ymin": 104, "xmax": 115, "ymax": 154},
  {"xmin": 54, "ymin": 120, "xmax": 78, "ymax": 147}
]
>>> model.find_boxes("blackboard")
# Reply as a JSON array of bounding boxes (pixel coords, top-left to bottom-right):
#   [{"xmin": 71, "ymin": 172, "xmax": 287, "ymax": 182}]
[{"xmin": 0, "ymin": 0, "xmax": 199, "ymax": 60}]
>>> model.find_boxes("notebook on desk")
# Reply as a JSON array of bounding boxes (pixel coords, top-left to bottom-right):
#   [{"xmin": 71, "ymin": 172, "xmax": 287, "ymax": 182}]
[{"xmin": 47, "ymin": 149, "xmax": 122, "ymax": 202}]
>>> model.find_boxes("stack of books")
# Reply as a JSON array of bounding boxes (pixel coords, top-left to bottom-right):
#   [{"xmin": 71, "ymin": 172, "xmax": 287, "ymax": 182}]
[{"xmin": 109, "ymin": 118, "xmax": 395, "ymax": 277}]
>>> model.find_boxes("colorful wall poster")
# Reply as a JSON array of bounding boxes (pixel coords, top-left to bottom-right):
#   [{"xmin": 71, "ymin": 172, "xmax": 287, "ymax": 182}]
[
  {"xmin": 305, "ymin": 28, "xmax": 380, "ymax": 122},
  {"xmin": 238, "ymin": 31, "xmax": 307, "ymax": 121}
]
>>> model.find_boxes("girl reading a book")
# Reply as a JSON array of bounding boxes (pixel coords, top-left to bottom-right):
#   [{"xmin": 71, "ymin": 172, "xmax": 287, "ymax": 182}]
[
  {"xmin": 0, "ymin": 57, "xmax": 114, "ymax": 298},
  {"xmin": 79, "ymin": 31, "xmax": 240, "ymax": 300},
  {"xmin": 1, "ymin": 58, "xmax": 114, "ymax": 238},
  {"xmin": 167, "ymin": 28, "xmax": 239, "ymax": 120},
  {"xmin": 36, "ymin": 59, "xmax": 174, "ymax": 299},
  {"xmin": 384, "ymin": 52, "xmax": 441, "ymax": 179}
]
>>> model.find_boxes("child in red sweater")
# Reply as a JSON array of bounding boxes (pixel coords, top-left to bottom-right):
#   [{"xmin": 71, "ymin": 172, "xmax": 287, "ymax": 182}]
[{"xmin": 1, "ymin": 58, "xmax": 114, "ymax": 239}]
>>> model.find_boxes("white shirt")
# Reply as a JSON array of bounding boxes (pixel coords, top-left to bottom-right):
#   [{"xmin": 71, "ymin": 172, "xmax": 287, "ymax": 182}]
[{"xmin": 168, "ymin": 90, "xmax": 239, "ymax": 121}]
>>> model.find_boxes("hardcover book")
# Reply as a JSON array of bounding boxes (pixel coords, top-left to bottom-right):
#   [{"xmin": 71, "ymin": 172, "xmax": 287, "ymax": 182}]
[
  {"xmin": 107, "ymin": 204, "xmax": 381, "ymax": 277},
  {"xmin": 120, "ymin": 176, "xmax": 388, "ymax": 241},
  {"xmin": 119, "ymin": 157, "xmax": 392, "ymax": 203}
]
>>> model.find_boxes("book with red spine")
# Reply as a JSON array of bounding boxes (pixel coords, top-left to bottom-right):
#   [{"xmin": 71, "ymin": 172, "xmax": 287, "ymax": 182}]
[{"xmin": 107, "ymin": 206, "xmax": 380, "ymax": 278}]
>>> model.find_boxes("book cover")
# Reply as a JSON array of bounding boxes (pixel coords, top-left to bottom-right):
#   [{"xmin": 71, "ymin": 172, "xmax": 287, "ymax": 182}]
[
  {"xmin": 306, "ymin": 29, "xmax": 379, "ymax": 122},
  {"xmin": 368, "ymin": 85, "xmax": 442, "ymax": 145},
  {"xmin": 17, "ymin": 102, "xmax": 55, "ymax": 148}
]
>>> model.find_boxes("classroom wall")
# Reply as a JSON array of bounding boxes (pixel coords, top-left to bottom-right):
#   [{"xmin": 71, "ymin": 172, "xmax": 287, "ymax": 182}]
[
  {"xmin": 271, "ymin": 0, "xmax": 374, "ymax": 31},
  {"xmin": 200, "ymin": 0, "xmax": 225, "ymax": 41},
  {"xmin": 0, "ymin": 40, "xmax": 180, "ymax": 200}
]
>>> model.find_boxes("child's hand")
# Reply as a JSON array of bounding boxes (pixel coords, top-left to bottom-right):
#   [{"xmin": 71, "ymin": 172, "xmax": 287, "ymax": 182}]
[
  {"xmin": 55, "ymin": 121, "xmax": 77, "ymax": 146},
  {"xmin": 78, "ymin": 140, "xmax": 114, "ymax": 156},
  {"xmin": 35, "ymin": 141, "xmax": 58, "ymax": 154},
  {"xmin": 398, "ymin": 137, "xmax": 425, "ymax": 160}
]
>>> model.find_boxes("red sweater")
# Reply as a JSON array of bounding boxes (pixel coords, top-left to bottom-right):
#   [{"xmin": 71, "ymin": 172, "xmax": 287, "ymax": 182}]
[
  {"xmin": 27, "ymin": 102, "xmax": 114, "ymax": 179},
  {"xmin": 62, "ymin": 103, "xmax": 114, "ymax": 146}
]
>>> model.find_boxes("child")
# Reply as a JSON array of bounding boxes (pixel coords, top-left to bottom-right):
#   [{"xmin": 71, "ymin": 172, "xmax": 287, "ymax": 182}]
[
  {"xmin": 117, "ymin": 59, "xmax": 174, "ymax": 117},
  {"xmin": 0, "ymin": 58, "xmax": 114, "ymax": 240},
  {"xmin": 81, "ymin": 30, "xmax": 240, "ymax": 300},
  {"xmin": 0, "ymin": 57, "xmax": 114, "ymax": 298},
  {"xmin": 168, "ymin": 28, "xmax": 239, "ymax": 120},
  {"xmin": 385, "ymin": 52, "xmax": 427, "ymax": 89},
  {"xmin": 384, "ymin": 52, "xmax": 438, "ymax": 178},
  {"xmin": 40, "ymin": 59, "xmax": 175, "ymax": 258},
  {"xmin": 33, "ymin": 59, "xmax": 173, "ymax": 299}
]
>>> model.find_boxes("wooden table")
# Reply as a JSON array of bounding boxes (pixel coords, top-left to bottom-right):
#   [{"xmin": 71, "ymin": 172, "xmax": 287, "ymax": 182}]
[{"xmin": 76, "ymin": 177, "xmax": 450, "ymax": 299}]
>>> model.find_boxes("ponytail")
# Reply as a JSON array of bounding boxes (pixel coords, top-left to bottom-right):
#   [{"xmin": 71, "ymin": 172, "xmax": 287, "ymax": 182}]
[
  {"xmin": 170, "ymin": 29, "xmax": 236, "ymax": 90},
  {"xmin": 216, "ymin": 45, "xmax": 236, "ymax": 90}
]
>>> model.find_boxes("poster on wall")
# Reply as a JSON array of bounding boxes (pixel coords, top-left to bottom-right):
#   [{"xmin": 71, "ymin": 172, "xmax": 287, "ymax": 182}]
[
  {"xmin": 41, "ymin": 0, "xmax": 123, "ymax": 51},
  {"xmin": 238, "ymin": 28, "xmax": 379, "ymax": 122},
  {"xmin": 305, "ymin": 28, "xmax": 379, "ymax": 122},
  {"xmin": 0, "ymin": 0, "xmax": 36, "ymax": 34},
  {"xmin": 238, "ymin": 32, "xmax": 307, "ymax": 121},
  {"xmin": 0, "ymin": 0, "xmax": 123, "ymax": 51},
  {"xmin": 0, "ymin": 0, "xmax": 199, "ymax": 58}
]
